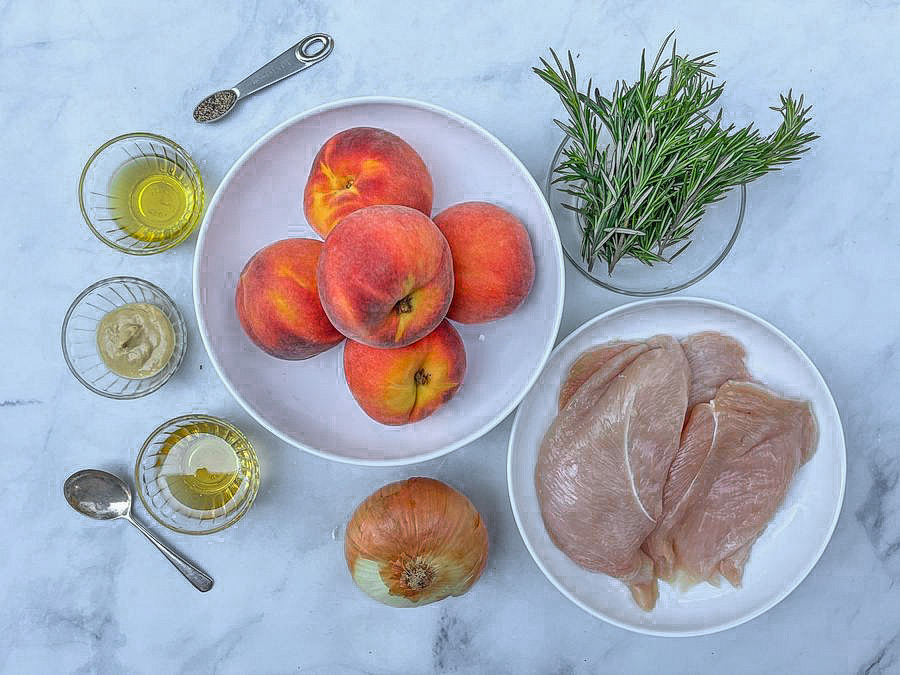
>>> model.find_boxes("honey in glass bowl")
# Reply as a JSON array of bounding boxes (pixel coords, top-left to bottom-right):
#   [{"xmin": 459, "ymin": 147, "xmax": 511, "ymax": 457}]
[{"xmin": 136, "ymin": 415, "xmax": 259, "ymax": 534}]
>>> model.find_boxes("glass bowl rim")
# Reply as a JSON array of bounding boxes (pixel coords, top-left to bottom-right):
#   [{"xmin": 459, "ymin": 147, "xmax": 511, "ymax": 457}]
[
  {"xmin": 134, "ymin": 413, "xmax": 260, "ymax": 535},
  {"xmin": 60, "ymin": 275, "xmax": 187, "ymax": 399},
  {"xmin": 546, "ymin": 136, "xmax": 746, "ymax": 297},
  {"xmin": 78, "ymin": 131, "xmax": 205, "ymax": 256}
]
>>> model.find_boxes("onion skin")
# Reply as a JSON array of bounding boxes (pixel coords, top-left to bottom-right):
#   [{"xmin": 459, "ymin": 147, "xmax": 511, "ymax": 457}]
[{"xmin": 344, "ymin": 477, "xmax": 489, "ymax": 607}]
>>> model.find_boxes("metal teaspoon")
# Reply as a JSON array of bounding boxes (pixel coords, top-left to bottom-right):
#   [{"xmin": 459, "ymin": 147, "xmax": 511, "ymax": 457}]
[
  {"xmin": 192, "ymin": 32, "xmax": 335, "ymax": 123},
  {"xmin": 63, "ymin": 469, "xmax": 214, "ymax": 592}
]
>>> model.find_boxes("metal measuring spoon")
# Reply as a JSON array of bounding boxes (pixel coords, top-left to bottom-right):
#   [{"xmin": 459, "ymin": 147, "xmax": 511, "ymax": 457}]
[
  {"xmin": 63, "ymin": 469, "xmax": 214, "ymax": 592},
  {"xmin": 193, "ymin": 33, "xmax": 334, "ymax": 123}
]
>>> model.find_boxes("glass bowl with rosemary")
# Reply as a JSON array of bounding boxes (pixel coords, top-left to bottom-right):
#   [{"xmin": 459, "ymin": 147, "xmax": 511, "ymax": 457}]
[{"xmin": 537, "ymin": 34, "xmax": 817, "ymax": 296}]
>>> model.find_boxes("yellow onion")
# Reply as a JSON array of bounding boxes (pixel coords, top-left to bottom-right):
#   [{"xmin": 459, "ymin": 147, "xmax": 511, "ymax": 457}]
[{"xmin": 344, "ymin": 477, "xmax": 489, "ymax": 607}]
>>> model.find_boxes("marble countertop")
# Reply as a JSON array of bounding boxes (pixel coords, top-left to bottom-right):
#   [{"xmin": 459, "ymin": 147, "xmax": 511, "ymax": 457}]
[{"xmin": 3, "ymin": 1, "xmax": 899, "ymax": 673}]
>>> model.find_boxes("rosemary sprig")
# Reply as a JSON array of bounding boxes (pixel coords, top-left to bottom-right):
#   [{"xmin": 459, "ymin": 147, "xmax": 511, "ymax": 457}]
[{"xmin": 535, "ymin": 33, "xmax": 819, "ymax": 274}]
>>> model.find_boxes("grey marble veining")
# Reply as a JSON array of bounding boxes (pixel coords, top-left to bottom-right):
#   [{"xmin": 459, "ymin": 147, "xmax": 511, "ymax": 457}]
[{"xmin": 2, "ymin": 1, "xmax": 899, "ymax": 673}]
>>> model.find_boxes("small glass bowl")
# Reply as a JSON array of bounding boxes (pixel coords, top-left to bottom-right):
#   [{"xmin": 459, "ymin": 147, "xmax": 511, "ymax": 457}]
[
  {"xmin": 546, "ymin": 137, "xmax": 746, "ymax": 296},
  {"xmin": 61, "ymin": 276, "xmax": 187, "ymax": 398},
  {"xmin": 78, "ymin": 132, "xmax": 205, "ymax": 255},
  {"xmin": 135, "ymin": 414, "xmax": 260, "ymax": 535}
]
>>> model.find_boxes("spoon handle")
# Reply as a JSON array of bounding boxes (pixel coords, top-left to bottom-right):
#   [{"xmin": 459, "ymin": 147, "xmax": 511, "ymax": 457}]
[
  {"xmin": 125, "ymin": 515, "xmax": 214, "ymax": 592},
  {"xmin": 233, "ymin": 33, "xmax": 334, "ymax": 99}
]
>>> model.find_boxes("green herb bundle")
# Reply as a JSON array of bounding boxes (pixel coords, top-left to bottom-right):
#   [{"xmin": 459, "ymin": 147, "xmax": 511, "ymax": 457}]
[{"xmin": 535, "ymin": 33, "xmax": 819, "ymax": 274}]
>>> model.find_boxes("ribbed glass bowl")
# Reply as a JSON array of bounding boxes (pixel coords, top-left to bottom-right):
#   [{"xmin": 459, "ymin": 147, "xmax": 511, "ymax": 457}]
[
  {"xmin": 546, "ymin": 137, "xmax": 746, "ymax": 296},
  {"xmin": 78, "ymin": 132, "xmax": 204, "ymax": 255},
  {"xmin": 135, "ymin": 414, "xmax": 260, "ymax": 535},
  {"xmin": 61, "ymin": 276, "xmax": 186, "ymax": 398}
]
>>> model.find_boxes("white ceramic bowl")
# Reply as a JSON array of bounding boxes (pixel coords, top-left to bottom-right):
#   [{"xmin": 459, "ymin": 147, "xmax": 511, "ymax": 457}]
[
  {"xmin": 507, "ymin": 297, "xmax": 845, "ymax": 636},
  {"xmin": 194, "ymin": 97, "xmax": 565, "ymax": 465}
]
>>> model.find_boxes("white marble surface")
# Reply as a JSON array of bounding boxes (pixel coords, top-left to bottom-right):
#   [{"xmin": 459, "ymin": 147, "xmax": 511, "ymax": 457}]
[{"xmin": 2, "ymin": 1, "xmax": 898, "ymax": 672}]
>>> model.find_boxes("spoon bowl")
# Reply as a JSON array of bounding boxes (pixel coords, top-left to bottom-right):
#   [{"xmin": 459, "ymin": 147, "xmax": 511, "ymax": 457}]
[{"xmin": 64, "ymin": 469, "xmax": 131, "ymax": 520}]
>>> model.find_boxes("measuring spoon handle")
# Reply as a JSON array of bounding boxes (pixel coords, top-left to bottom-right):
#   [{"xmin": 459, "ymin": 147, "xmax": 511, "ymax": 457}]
[
  {"xmin": 125, "ymin": 514, "xmax": 214, "ymax": 592},
  {"xmin": 233, "ymin": 33, "xmax": 334, "ymax": 99}
]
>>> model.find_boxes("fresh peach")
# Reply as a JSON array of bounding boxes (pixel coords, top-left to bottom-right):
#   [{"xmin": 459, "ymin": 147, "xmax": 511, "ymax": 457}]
[
  {"xmin": 343, "ymin": 320, "xmax": 466, "ymax": 425},
  {"xmin": 235, "ymin": 238, "xmax": 343, "ymax": 360},
  {"xmin": 317, "ymin": 205, "xmax": 454, "ymax": 348},
  {"xmin": 303, "ymin": 127, "xmax": 434, "ymax": 238},
  {"xmin": 433, "ymin": 202, "xmax": 535, "ymax": 324}
]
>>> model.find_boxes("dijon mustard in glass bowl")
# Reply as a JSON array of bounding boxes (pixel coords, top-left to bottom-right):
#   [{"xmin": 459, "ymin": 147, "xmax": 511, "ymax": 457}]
[{"xmin": 61, "ymin": 276, "xmax": 186, "ymax": 399}]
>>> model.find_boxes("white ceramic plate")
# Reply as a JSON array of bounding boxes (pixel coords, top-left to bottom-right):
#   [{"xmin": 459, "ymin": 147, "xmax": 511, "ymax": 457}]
[
  {"xmin": 507, "ymin": 297, "xmax": 845, "ymax": 636},
  {"xmin": 193, "ymin": 97, "xmax": 565, "ymax": 465}
]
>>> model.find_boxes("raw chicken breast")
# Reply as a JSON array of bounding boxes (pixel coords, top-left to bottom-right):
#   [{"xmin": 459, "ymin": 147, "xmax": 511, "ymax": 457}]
[
  {"xmin": 680, "ymin": 332, "xmax": 750, "ymax": 408},
  {"xmin": 546, "ymin": 331, "xmax": 817, "ymax": 612},
  {"xmin": 557, "ymin": 341, "xmax": 640, "ymax": 410},
  {"xmin": 558, "ymin": 332, "xmax": 747, "ymax": 412},
  {"xmin": 665, "ymin": 381, "xmax": 818, "ymax": 585},
  {"xmin": 536, "ymin": 336, "xmax": 690, "ymax": 610},
  {"xmin": 642, "ymin": 402, "xmax": 718, "ymax": 582}
]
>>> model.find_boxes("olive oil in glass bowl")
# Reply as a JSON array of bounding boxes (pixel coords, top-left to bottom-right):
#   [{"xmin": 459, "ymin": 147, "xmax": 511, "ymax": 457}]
[
  {"xmin": 135, "ymin": 415, "xmax": 260, "ymax": 535},
  {"xmin": 79, "ymin": 133, "xmax": 205, "ymax": 254}
]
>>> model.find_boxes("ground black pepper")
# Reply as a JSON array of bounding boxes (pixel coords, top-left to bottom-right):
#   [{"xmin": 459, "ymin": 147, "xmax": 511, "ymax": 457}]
[{"xmin": 193, "ymin": 89, "xmax": 238, "ymax": 122}]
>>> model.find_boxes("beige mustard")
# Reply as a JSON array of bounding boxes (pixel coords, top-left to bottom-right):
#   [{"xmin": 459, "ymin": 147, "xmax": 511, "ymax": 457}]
[{"xmin": 95, "ymin": 303, "xmax": 175, "ymax": 379}]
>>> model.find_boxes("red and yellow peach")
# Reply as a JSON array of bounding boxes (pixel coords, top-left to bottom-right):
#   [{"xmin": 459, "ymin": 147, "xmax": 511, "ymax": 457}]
[
  {"xmin": 433, "ymin": 202, "xmax": 535, "ymax": 324},
  {"xmin": 235, "ymin": 238, "xmax": 343, "ymax": 360},
  {"xmin": 303, "ymin": 127, "xmax": 433, "ymax": 238},
  {"xmin": 317, "ymin": 205, "xmax": 454, "ymax": 348},
  {"xmin": 343, "ymin": 320, "xmax": 466, "ymax": 425}
]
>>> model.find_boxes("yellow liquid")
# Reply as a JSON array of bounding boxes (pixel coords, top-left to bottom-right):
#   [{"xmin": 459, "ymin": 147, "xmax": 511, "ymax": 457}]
[
  {"xmin": 154, "ymin": 420, "xmax": 258, "ymax": 514},
  {"xmin": 107, "ymin": 154, "xmax": 197, "ymax": 243}
]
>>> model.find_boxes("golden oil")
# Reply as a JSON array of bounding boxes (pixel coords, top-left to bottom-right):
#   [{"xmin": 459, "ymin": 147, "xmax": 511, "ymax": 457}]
[
  {"xmin": 154, "ymin": 419, "xmax": 258, "ymax": 515},
  {"xmin": 107, "ymin": 153, "xmax": 198, "ymax": 243}
]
